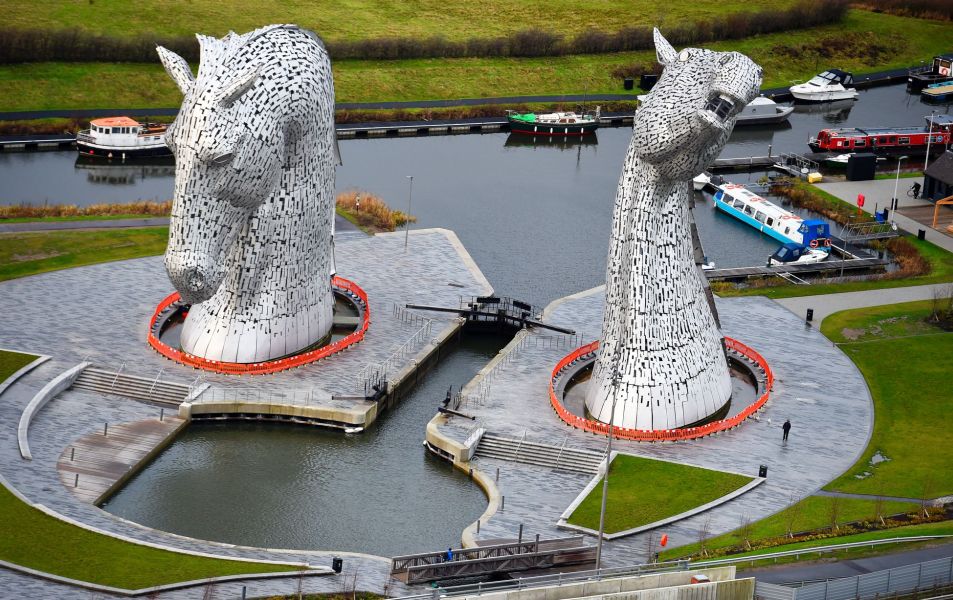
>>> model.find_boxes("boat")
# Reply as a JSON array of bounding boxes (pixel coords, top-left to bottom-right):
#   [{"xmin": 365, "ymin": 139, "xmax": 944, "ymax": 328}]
[
  {"xmin": 808, "ymin": 115, "xmax": 953, "ymax": 155},
  {"xmin": 768, "ymin": 242, "xmax": 829, "ymax": 266},
  {"xmin": 734, "ymin": 97, "xmax": 794, "ymax": 126},
  {"xmin": 823, "ymin": 153, "xmax": 852, "ymax": 169},
  {"xmin": 693, "ymin": 173, "xmax": 711, "ymax": 191},
  {"xmin": 908, "ymin": 56, "xmax": 953, "ymax": 93},
  {"xmin": 713, "ymin": 183, "xmax": 832, "ymax": 249},
  {"xmin": 789, "ymin": 70, "xmax": 859, "ymax": 103},
  {"xmin": 75, "ymin": 117, "xmax": 171, "ymax": 158},
  {"xmin": 506, "ymin": 108, "xmax": 599, "ymax": 136},
  {"xmin": 921, "ymin": 80, "xmax": 953, "ymax": 103}
]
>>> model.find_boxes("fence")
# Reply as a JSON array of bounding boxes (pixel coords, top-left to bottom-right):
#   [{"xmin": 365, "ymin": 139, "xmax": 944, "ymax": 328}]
[
  {"xmin": 359, "ymin": 311, "xmax": 434, "ymax": 396},
  {"xmin": 794, "ymin": 555, "xmax": 953, "ymax": 600},
  {"xmin": 192, "ymin": 387, "xmax": 328, "ymax": 406},
  {"xmin": 547, "ymin": 337, "xmax": 773, "ymax": 442},
  {"xmin": 147, "ymin": 276, "xmax": 369, "ymax": 375}
]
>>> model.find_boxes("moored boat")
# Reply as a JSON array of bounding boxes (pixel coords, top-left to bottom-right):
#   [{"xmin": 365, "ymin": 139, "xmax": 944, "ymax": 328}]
[
  {"xmin": 768, "ymin": 242, "xmax": 829, "ymax": 266},
  {"xmin": 75, "ymin": 117, "xmax": 171, "ymax": 158},
  {"xmin": 713, "ymin": 183, "xmax": 832, "ymax": 250},
  {"xmin": 506, "ymin": 108, "xmax": 599, "ymax": 136},
  {"xmin": 908, "ymin": 56, "xmax": 953, "ymax": 93},
  {"xmin": 808, "ymin": 115, "xmax": 953, "ymax": 155},
  {"xmin": 735, "ymin": 97, "xmax": 794, "ymax": 126},
  {"xmin": 790, "ymin": 70, "xmax": 859, "ymax": 103},
  {"xmin": 921, "ymin": 81, "xmax": 953, "ymax": 103}
]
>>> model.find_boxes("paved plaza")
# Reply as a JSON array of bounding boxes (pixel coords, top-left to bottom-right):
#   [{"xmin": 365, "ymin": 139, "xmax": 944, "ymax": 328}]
[
  {"xmin": 0, "ymin": 228, "xmax": 490, "ymax": 598},
  {"xmin": 434, "ymin": 287, "xmax": 875, "ymax": 564}
]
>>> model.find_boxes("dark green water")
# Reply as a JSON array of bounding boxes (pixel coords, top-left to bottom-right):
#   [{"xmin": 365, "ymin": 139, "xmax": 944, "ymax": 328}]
[{"xmin": 101, "ymin": 333, "xmax": 507, "ymax": 556}]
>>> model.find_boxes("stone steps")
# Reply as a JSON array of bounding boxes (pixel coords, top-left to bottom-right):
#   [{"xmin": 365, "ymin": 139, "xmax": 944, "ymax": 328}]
[
  {"xmin": 475, "ymin": 433, "xmax": 605, "ymax": 474},
  {"xmin": 72, "ymin": 368, "xmax": 191, "ymax": 405}
]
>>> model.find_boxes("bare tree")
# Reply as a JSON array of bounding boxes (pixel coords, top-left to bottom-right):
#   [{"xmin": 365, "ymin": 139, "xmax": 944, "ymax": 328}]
[
  {"xmin": 921, "ymin": 476, "xmax": 936, "ymax": 518},
  {"xmin": 828, "ymin": 496, "xmax": 842, "ymax": 532},
  {"xmin": 697, "ymin": 514, "xmax": 713, "ymax": 557},
  {"xmin": 738, "ymin": 514, "xmax": 754, "ymax": 550},
  {"xmin": 873, "ymin": 488, "xmax": 887, "ymax": 527},
  {"xmin": 784, "ymin": 495, "xmax": 803, "ymax": 538}
]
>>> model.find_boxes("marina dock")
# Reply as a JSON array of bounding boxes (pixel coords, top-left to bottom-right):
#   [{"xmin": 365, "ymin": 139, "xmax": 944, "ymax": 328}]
[{"xmin": 705, "ymin": 256, "xmax": 889, "ymax": 282}]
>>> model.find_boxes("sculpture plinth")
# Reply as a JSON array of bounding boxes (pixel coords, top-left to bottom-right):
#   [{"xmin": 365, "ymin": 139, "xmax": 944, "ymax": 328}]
[
  {"xmin": 157, "ymin": 24, "xmax": 342, "ymax": 363},
  {"xmin": 584, "ymin": 30, "xmax": 762, "ymax": 430}
]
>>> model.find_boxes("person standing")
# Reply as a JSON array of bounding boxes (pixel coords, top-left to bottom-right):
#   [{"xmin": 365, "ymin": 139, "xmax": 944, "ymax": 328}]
[
  {"xmin": 782, "ymin": 419, "xmax": 791, "ymax": 442},
  {"xmin": 445, "ymin": 547, "xmax": 453, "ymax": 562}
]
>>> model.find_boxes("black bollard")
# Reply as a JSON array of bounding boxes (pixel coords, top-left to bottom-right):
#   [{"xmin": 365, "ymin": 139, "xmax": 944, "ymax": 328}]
[{"xmin": 806, "ymin": 308, "xmax": 814, "ymax": 322}]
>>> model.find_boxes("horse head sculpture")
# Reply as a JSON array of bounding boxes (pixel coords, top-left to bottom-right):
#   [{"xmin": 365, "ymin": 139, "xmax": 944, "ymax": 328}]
[
  {"xmin": 585, "ymin": 31, "xmax": 762, "ymax": 430},
  {"xmin": 157, "ymin": 25, "xmax": 341, "ymax": 363}
]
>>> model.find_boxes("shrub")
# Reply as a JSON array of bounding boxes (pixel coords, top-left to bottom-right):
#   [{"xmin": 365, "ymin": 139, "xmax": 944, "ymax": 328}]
[
  {"xmin": 335, "ymin": 190, "xmax": 416, "ymax": 233},
  {"xmin": 0, "ymin": 200, "xmax": 173, "ymax": 219},
  {"xmin": 856, "ymin": 0, "xmax": 952, "ymax": 21}
]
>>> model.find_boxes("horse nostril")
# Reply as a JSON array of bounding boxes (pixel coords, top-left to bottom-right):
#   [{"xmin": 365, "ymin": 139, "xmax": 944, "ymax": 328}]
[
  {"xmin": 186, "ymin": 269, "xmax": 206, "ymax": 292},
  {"xmin": 210, "ymin": 152, "xmax": 234, "ymax": 167}
]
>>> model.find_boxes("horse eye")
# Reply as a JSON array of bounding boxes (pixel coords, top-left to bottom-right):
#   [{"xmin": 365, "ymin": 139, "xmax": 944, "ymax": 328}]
[
  {"xmin": 210, "ymin": 152, "xmax": 234, "ymax": 167},
  {"xmin": 678, "ymin": 50, "xmax": 690, "ymax": 63}
]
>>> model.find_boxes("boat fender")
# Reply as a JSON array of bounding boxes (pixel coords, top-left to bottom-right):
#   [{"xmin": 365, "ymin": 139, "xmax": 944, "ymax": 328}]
[
  {"xmin": 823, "ymin": 239, "xmax": 832, "ymax": 247},
  {"xmin": 810, "ymin": 239, "xmax": 819, "ymax": 248}
]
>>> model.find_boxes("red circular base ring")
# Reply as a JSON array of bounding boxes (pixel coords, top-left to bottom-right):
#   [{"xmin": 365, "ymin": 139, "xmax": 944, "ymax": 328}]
[
  {"xmin": 147, "ymin": 276, "xmax": 369, "ymax": 375},
  {"xmin": 550, "ymin": 337, "xmax": 773, "ymax": 442}
]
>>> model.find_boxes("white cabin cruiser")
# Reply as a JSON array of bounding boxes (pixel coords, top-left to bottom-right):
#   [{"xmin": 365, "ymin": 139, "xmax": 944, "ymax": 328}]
[
  {"xmin": 790, "ymin": 70, "xmax": 859, "ymax": 103},
  {"xmin": 768, "ymin": 242, "xmax": 829, "ymax": 266},
  {"xmin": 76, "ymin": 117, "xmax": 171, "ymax": 158},
  {"xmin": 735, "ymin": 97, "xmax": 794, "ymax": 125}
]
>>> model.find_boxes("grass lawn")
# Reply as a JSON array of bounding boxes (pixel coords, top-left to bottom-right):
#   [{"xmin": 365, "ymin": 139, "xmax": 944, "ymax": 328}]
[
  {"xmin": 567, "ymin": 454, "xmax": 753, "ymax": 534},
  {"xmin": 0, "ymin": 350, "xmax": 38, "ymax": 381},
  {"xmin": 0, "ymin": 0, "xmax": 795, "ymax": 42},
  {"xmin": 1, "ymin": 11, "xmax": 951, "ymax": 111},
  {"xmin": 0, "ymin": 214, "xmax": 166, "ymax": 224},
  {"xmin": 821, "ymin": 300, "xmax": 953, "ymax": 498},
  {"xmin": 714, "ymin": 235, "xmax": 953, "ymax": 299},
  {"xmin": 875, "ymin": 171, "xmax": 924, "ymax": 180},
  {"xmin": 0, "ymin": 476, "xmax": 301, "ymax": 588},
  {"xmin": 660, "ymin": 495, "xmax": 921, "ymax": 560},
  {"xmin": 0, "ymin": 227, "xmax": 168, "ymax": 282}
]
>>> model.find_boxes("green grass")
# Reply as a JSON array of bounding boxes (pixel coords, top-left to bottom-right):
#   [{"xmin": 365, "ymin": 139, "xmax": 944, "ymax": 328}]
[
  {"xmin": 875, "ymin": 171, "xmax": 924, "ymax": 180},
  {"xmin": 660, "ymin": 496, "xmax": 921, "ymax": 560},
  {"xmin": 0, "ymin": 0, "xmax": 794, "ymax": 41},
  {"xmin": 567, "ymin": 454, "xmax": 753, "ymax": 534},
  {"xmin": 1, "ymin": 11, "xmax": 951, "ymax": 110},
  {"xmin": 0, "ymin": 214, "xmax": 165, "ymax": 224},
  {"xmin": 0, "ymin": 350, "xmax": 38, "ymax": 382},
  {"xmin": 0, "ymin": 227, "xmax": 169, "ymax": 282},
  {"xmin": 715, "ymin": 235, "xmax": 953, "ymax": 299},
  {"xmin": 0, "ymin": 478, "xmax": 300, "ymax": 588},
  {"xmin": 820, "ymin": 301, "xmax": 953, "ymax": 498}
]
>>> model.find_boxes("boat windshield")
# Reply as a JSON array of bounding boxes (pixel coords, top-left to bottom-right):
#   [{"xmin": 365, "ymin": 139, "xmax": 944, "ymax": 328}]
[
  {"xmin": 808, "ymin": 74, "xmax": 834, "ymax": 86},
  {"xmin": 774, "ymin": 247, "xmax": 791, "ymax": 260}
]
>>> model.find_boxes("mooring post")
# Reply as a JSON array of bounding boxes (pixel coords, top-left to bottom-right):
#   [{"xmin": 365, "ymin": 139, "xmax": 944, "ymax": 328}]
[
  {"xmin": 70, "ymin": 447, "xmax": 75, "ymax": 461},
  {"xmin": 74, "ymin": 473, "xmax": 78, "ymax": 487},
  {"xmin": 518, "ymin": 524, "xmax": 523, "ymax": 545},
  {"xmin": 501, "ymin": 496, "xmax": 505, "ymax": 511},
  {"xmin": 476, "ymin": 519, "xmax": 480, "ymax": 533},
  {"xmin": 103, "ymin": 422, "xmax": 108, "ymax": 436},
  {"xmin": 160, "ymin": 408, "xmax": 164, "ymax": 422},
  {"xmin": 241, "ymin": 586, "xmax": 247, "ymax": 600},
  {"xmin": 495, "ymin": 467, "xmax": 499, "ymax": 481}
]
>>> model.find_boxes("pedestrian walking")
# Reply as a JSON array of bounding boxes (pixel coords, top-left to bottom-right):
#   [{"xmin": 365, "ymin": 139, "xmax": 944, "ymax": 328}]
[
  {"xmin": 445, "ymin": 547, "xmax": 453, "ymax": 562},
  {"xmin": 782, "ymin": 419, "xmax": 791, "ymax": 442}
]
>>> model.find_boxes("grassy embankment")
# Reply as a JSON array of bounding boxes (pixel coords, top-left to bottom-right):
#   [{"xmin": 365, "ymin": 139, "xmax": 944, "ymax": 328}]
[
  {"xmin": 712, "ymin": 185, "xmax": 953, "ymax": 299},
  {"xmin": 0, "ymin": 10, "xmax": 950, "ymax": 112},
  {"xmin": 566, "ymin": 454, "xmax": 753, "ymax": 534},
  {"xmin": 0, "ymin": 349, "xmax": 303, "ymax": 588},
  {"xmin": 821, "ymin": 300, "xmax": 953, "ymax": 499}
]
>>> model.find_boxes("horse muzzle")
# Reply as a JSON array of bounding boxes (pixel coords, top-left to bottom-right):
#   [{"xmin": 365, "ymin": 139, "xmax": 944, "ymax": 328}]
[{"xmin": 165, "ymin": 255, "xmax": 224, "ymax": 305}]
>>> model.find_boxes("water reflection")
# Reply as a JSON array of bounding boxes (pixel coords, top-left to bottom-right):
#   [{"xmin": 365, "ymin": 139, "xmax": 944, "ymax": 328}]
[
  {"xmin": 74, "ymin": 155, "xmax": 175, "ymax": 185},
  {"xmin": 503, "ymin": 132, "xmax": 599, "ymax": 150},
  {"xmin": 792, "ymin": 99, "xmax": 857, "ymax": 124}
]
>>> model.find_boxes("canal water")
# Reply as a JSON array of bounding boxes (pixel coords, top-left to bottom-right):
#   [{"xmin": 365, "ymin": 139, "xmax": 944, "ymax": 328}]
[
  {"xmin": 7, "ymin": 82, "xmax": 943, "ymax": 555},
  {"xmin": 101, "ymin": 332, "xmax": 505, "ymax": 556}
]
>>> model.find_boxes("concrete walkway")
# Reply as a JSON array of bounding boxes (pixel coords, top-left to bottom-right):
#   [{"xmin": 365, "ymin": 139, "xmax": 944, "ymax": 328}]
[
  {"xmin": 774, "ymin": 282, "xmax": 950, "ymax": 325},
  {"xmin": 812, "ymin": 489, "xmax": 925, "ymax": 505}
]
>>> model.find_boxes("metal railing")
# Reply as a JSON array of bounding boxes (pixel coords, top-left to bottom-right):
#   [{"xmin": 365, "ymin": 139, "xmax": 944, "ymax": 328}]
[
  {"xmin": 693, "ymin": 536, "xmax": 952, "ymax": 568},
  {"xmin": 360, "ymin": 317, "xmax": 434, "ymax": 396},
  {"xmin": 840, "ymin": 219, "xmax": 899, "ymax": 242}
]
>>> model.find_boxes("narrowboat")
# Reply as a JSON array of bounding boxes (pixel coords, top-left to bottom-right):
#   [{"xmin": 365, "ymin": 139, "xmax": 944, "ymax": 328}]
[
  {"xmin": 713, "ymin": 183, "xmax": 832, "ymax": 250},
  {"xmin": 75, "ymin": 117, "xmax": 171, "ymax": 158},
  {"xmin": 789, "ymin": 70, "xmax": 859, "ymax": 103},
  {"xmin": 506, "ymin": 108, "xmax": 599, "ymax": 136},
  {"xmin": 907, "ymin": 56, "xmax": 953, "ymax": 93},
  {"xmin": 808, "ymin": 115, "xmax": 953, "ymax": 155}
]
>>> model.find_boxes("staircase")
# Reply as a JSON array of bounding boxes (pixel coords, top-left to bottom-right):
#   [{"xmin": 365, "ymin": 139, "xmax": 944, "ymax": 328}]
[
  {"xmin": 71, "ymin": 367, "xmax": 192, "ymax": 405},
  {"xmin": 474, "ymin": 432, "xmax": 605, "ymax": 474}
]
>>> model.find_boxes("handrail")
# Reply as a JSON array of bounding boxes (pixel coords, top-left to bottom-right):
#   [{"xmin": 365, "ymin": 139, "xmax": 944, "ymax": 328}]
[
  {"xmin": 146, "ymin": 276, "xmax": 369, "ymax": 375},
  {"xmin": 547, "ymin": 337, "xmax": 773, "ymax": 442},
  {"xmin": 691, "ymin": 535, "xmax": 953, "ymax": 567}
]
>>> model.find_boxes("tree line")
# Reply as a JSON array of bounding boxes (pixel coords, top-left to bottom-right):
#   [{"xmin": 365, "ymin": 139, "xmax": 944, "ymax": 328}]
[{"xmin": 0, "ymin": 1, "xmax": 848, "ymax": 64}]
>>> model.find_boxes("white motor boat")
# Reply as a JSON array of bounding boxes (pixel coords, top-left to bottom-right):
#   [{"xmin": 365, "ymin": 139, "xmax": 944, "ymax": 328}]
[
  {"xmin": 790, "ymin": 70, "xmax": 859, "ymax": 103},
  {"xmin": 735, "ymin": 97, "xmax": 794, "ymax": 125},
  {"xmin": 693, "ymin": 172, "xmax": 711, "ymax": 191},
  {"xmin": 768, "ymin": 242, "xmax": 829, "ymax": 267},
  {"xmin": 75, "ymin": 116, "xmax": 171, "ymax": 158}
]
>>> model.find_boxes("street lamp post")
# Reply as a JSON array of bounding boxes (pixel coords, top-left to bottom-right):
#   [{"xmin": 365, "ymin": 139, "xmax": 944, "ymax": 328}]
[
  {"xmin": 594, "ymin": 361, "xmax": 622, "ymax": 571},
  {"xmin": 925, "ymin": 112, "xmax": 936, "ymax": 172},
  {"xmin": 892, "ymin": 155, "xmax": 908, "ymax": 211},
  {"xmin": 404, "ymin": 175, "xmax": 414, "ymax": 252}
]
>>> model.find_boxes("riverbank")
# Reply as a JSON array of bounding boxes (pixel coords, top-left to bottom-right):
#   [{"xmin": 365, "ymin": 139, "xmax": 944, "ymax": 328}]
[{"xmin": 1, "ymin": 11, "xmax": 949, "ymax": 113}]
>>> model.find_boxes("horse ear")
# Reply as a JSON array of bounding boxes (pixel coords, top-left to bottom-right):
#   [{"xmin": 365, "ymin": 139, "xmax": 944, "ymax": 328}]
[
  {"xmin": 217, "ymin": 66, "xmax": 260, "ymax": 107},
  {"xmin": 653, "ymin": 28, "xmax": 677, "ymax": 66},
  {"xmin": 156, "ymin": 46, "xmax": 195, "ymax": 95}
]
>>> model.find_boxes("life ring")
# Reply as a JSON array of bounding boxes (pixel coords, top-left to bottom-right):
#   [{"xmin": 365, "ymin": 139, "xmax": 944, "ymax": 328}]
[
  {"xmin": 810, "ymin": 239, "xmax": 819, "ymax": 248},
  {"xmin": 824, "ymin": 239, "xmax": 832, "ymax": 247}
]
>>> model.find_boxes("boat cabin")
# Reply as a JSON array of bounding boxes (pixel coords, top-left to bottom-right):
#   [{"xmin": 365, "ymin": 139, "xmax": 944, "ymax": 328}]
[
  {"xmin": 908, "ymin": 56, "xmax": 953, "ymax": 92},
  {"xmin": 797, "ymin": 219, "xmax": 831, "ymax": 249},
  {"xmin": 75, "ymin": 116, "xmax": 170, "ymax": 158},
  {"xmin": 805, "ymin": 69, "xmax": 853, "ymax": 88},
  {"xmin": 770, "ymin": 243, "xmax": 814, "ymax": 264}
]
